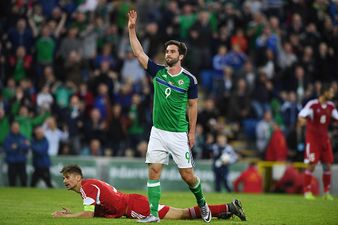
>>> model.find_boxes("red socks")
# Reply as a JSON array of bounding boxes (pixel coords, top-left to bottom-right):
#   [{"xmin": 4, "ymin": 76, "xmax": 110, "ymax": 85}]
[
  {"xmin": 304, "ymin": 170, "xmax": 312, "ymax": 193},
  {"xmin": 188, "ymin": 204, "xmax": 228, "ymax": 218},
  {"xmin": 323, "ymin": 171, "xmax": 331, "ymax": 193}
]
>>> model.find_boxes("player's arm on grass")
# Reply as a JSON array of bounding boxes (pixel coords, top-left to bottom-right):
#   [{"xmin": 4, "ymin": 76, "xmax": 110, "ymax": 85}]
[
  {"xmin": 188, "ymin": 98, "xmax": 198, "ymax": 149},
  {"xmin": 128, "ymin": 10, "xmax": 149, "ymax": 69},
  {"xmin": 52, "ymin": 206, "xmax": 94, "ymax": 218}
]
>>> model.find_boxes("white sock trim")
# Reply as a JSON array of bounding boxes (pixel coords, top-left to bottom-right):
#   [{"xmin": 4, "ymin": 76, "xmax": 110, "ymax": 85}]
[{"xmin": 147, "ymin": 182, "xmax": 161, "ymax": 187}]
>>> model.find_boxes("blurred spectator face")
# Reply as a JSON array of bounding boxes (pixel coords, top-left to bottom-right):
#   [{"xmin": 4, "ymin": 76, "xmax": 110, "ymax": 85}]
[
  {"xmin": 232, "ymin": 44, "xmax": 241, "ymax": 52},
  {"xmin": 131, "ymin": 94, "xmax": 141, "ymax": 105},
  {"xmin": 237, "ymin": 79, "xmax": 247, "ymax": 92},
  {"xmin": 11, "ymin": 122, "xmax": 20, "ymax": 134},
  {"xmin": 263, "ymin": 111, "xmax": 273, "ymax": 122},
  {"xmin": 100, "ymin": 61, "xmax": 110, "ymax": 72},
  {"xmin": 98, "ymin": 83, "xmax": 108, "ymax": 95},
  {"xmin": 34, "ymin": 126, "xmax": 44, "ymax": 139},
  {"xmin": 295, "ymin": 66, "xmax": 304, "ymax": 79},
  {"xmin": 146, "ymin": 22, "xmax": 158, "ymax": 35},
  {"xmin": 76, "ymin": 12, "xmax": 86, "ymax": 23},
  {"xmin": 102, "ymin": 44, "xmax": 112, "ymax": 56},
  {"xmin": 269, "ymin": 17, "xmax": 279, "ymax": 29},
  {"xmin": 292, "ymin": 14, "xmax": 302, "ymax": 28},
  {"xmin": 41, "ymin": 85, "xmax": 50, "ymax": 93},
  {"xmin": 79, "ymin": 83, "xmax": 88, "ymax": 93},
  {"xmin": 90, "ymin": 139, "xmax": 101, "ymax": 156},
  {"xmin": 216, "ymin": 134, "xmax": 227, "ymax": 147},
  {"xmin": 19, "ymin": 106, "xmax": 29, "ymax": 116},
  {"xmin": 225, "ymin": 3, "xmax": 234, "ymax": 15},
  {"xmin": 223, "ymin": 66, "xmax": 233, "ymax": 78},
  {"xmin": 41, "ymin": 25, "xmax": 50, "ymax": 37},
  {"xmin": 44, "ymin": 66, "xmax": 54, "ymax": 76},
  {"xmin": 182, "ymin": 4, "xmax": 193, "ymax": 15},
  {"xmin": 137, "ymin": 141, "xmax": 148, "ymax": 157},
  {"xmin": 90, "ymin": 108, "xmax": 101, "ymax": 120},
  {"xmin": 218, "ymin": 46, "xmax": 227, "ymax": 55},
  {"xmin": 168, "ymin": 1, "xmax": 178, "ymax": 12},
  {"xmin": 17, "ymin": 19, "xmax": 26, "ymax": 31},
  {"xmin": 112, "ymin": 104, "xmax": 121, "ymax": 116},
  {"xmin": 70, "ymin": 95, "xmax": 80, "ymax": 107},
  {"xmin": 303, "ymin": 46, "xmax": 313, "ymax": 58},
  {"xmin": 48, "ymin": 20, "xmax": 57, "ymax": 31},
  {"xmin": 68, "ymin": 27, "xmax": 78, "ymax": 38},
  {"xmin": 289, "ymin": 91, "xmax": 297, "ymax": 102},
  {"xmin": 283, "ymin": 42, "xmax": 292, "ymax": 53},
  {"xmin": 46, "ymin": 117, "xmax": 57, "ymax": 129},
  {"xmin": 68, "ymin": 50, "xmax": 80, "ymax": 63},
  {"xmin": 52, "ymin": 6, "xmax": 62, "ymax": 18},
  {"xmin": 198, "ymin": 11, "xmax": 210, "ymax": 24},
  {"xmin": 204, "ymin": 98, "xmax": 215, "ymax": 111},
  {"xmin": 306, "ymin": 23, "xmax": 317, "ymax": 33},
  {"xmin": 16, "ymin": 87, "xmax": 24, "ymax": 99},
  {"xmin": 244, "ymin": 61, "xmax": 253, "ymax": 72},
  {"xmin": 7, "ymin": 78, "xmax": 16, "ymax": 88},
  {"xmin": 319, "ymin": 42, "xmax": 328, "ymax": 55},
  {"xmin": 16, "ymin": 46, "xmax": 26, "ymax": 58}
]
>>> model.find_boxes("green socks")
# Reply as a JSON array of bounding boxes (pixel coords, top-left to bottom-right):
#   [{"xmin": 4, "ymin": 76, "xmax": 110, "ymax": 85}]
[
  {"xmin": 189, "ymin": 176, "xmax": 206, "ymax": 206},
  {"xmin": 147, "ymin": 179, "xmax": 161, "ymax": 217}
]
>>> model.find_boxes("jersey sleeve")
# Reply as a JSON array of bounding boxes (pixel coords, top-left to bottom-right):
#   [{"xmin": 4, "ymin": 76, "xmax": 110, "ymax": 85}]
[
  {"xmin": 187, "ymin": 76, "xmax": 198, "ymax": 99},
  {"xmin": 146, "ymin": 60, "xmax": 165, "ymax": 78},
  {"xmin": 298, "ymin": 100, "xmax": 313, "ymax": 118},
  {"xmin": 332, "ymin": 108, "xmax": 338, "ymax": 120},
  {"xmin": 81, "ymin": 184, "xmax": 98, "ymax": 211}
]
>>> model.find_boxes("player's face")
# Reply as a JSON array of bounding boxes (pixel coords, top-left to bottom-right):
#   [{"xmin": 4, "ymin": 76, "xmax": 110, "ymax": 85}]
[
  {"xmin": 324, "ymin": 88, "xmax": 334, "ymax": 100},
  {"xmin": 63, "ymin": 173, "xmax": 81, "ymax": 191},
  {"xmin": 165, "ymin": 45, "xmax": 181, "ymax": 67}
]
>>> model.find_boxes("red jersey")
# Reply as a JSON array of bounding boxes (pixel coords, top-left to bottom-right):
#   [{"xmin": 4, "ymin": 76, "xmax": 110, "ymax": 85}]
[
  {"xmin": 233, "ymin": 166, "xmax": 263, "ymax": 193},
  {"xmin": 80, "ymin": 179, "xmax": 169, "ymax": 219},
  {"xmin": 80, "ymin": 179, "xmax": 129, "ymax": 218},
  {"xmin": 298, "ymin": 99, "xmax": 338, "ymax": 139}
]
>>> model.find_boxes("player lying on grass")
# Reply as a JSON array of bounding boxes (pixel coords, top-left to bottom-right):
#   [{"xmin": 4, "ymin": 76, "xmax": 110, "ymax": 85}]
[{"xmin": 52, "ymin": 165, "xmax": 246, "ymax": 221}]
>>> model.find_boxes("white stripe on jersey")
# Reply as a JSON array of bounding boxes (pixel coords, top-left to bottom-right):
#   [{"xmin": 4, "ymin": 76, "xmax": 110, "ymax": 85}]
[
  {"xmin": 91, "ymin": 184, "xmax": 101, "ymax": 205},
  {"xmin": 183, "ymin": 68, "xmax": 198, "ymax": 84}
]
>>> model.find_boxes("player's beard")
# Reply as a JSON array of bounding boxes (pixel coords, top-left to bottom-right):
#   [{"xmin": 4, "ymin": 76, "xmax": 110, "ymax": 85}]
[{"xmin": 165, "ymin": 56, "xmax": 180, "ymax": 67}]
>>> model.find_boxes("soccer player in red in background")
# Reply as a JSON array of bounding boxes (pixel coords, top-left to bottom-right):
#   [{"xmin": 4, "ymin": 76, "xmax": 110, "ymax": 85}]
[
  {"xmin": 298, "ymin": 84, "xmax": 338, "ymax": 200},
  {"xmin": 52, "ymin": 165, "xmax": 246, "ymax": 221},
  {"xmin": 233, "ymin": 162, "xmax": 263, "ymax": 194}
]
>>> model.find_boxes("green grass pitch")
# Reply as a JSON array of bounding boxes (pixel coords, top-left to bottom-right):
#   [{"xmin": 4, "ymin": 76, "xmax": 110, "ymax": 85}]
[{"xmin": 0, "ymin": 188, "xmax": 337, "ymax": 225}]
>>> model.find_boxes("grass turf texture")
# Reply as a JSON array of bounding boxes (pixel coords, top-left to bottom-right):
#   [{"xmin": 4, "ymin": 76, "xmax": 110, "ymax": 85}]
[{"xmin": 0, "ymin": 188, "xmax": 337, "ymax": 225}]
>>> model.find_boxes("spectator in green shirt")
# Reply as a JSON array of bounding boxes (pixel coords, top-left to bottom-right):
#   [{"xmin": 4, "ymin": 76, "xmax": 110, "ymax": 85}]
[
  {"xmin": 15, "ymin": 105, "xmax": 50, "ymax": 140},
  {"xmin": 0, "ymin": 108, "xmax": 10, "ymax": 147}
]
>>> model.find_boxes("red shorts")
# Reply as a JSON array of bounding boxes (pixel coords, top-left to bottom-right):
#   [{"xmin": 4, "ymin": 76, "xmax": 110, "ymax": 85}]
[
  {"xmin": 305, "ymin": 137, "xmax": 333, "ymax": 164},
  {"xmin": 126, "ymin": 194, "xmax": 170, "ymax": 219}
]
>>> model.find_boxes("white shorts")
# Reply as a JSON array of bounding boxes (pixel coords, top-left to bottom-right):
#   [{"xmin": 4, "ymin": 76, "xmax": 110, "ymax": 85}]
[{"xmin": 146, "ymin": 126, "xmax": 194, "ymax": 168}]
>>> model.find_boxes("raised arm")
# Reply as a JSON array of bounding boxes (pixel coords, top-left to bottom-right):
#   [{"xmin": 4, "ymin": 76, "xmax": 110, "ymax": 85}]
[{"xmin": 128, "ymin": 10, "xmax": 149, "ymax": 69}]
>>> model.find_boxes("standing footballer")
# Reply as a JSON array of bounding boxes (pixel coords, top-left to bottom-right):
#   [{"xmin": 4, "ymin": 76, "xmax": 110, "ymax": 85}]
[
  {"xmin": 128, "ymin": 10, "xmax": 232, "ymax": 223},
  {"xmin": 298, "ymin": 84, "xmax": 338, "ymax": 200}
]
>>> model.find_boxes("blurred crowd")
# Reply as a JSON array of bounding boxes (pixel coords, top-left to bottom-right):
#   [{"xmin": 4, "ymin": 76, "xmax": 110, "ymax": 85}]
[{"xmin": 0, "ymin": 0, "xmax": 338, "ymax": 163}]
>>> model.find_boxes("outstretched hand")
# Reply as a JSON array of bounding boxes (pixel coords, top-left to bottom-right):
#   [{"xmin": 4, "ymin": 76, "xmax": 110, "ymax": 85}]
[
  {"xmin": 51, "ymin": 207, "xmax": 71, "ymax": 217},
  {"xmin": 128, "ymin": 10, "xmax": 137, "ymax": 29}
]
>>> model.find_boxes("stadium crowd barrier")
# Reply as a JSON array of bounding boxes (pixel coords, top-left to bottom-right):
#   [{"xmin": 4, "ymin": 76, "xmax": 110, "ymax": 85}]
[{"xmin": 0, "ymin": 155, "xmax": 337, "ymax": 194}]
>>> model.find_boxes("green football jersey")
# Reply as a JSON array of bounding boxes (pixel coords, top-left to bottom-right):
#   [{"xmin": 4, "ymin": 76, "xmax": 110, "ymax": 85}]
[{"xmin": 146, "ymin": 60, "xmax": 198, "ymax": 132}]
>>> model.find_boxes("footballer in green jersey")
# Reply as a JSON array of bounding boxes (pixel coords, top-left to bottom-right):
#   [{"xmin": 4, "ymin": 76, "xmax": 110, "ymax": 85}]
[
  {"xmin": 128, "ymin": 10, "xmax": 212, "ymax": 223},
  {"xmin": 146, "ymin": 59, "xmax": 198, "ymax": 132}
]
